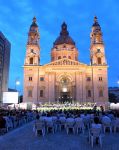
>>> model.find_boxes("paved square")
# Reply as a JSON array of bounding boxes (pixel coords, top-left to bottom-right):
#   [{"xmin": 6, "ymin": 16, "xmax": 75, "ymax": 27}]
[{"xmin": 0, "ymin": 122, "xmax": 119, "ymax": 150}]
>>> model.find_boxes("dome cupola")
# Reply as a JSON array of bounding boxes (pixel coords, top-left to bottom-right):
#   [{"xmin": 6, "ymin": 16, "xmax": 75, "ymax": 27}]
[
  {"xmin": 53, "ymin": 22, "xmax": 75, "ymax": 46},
  {"xmin": 51, "ymin": 22, "xmax": 78, "ymax": 62}
]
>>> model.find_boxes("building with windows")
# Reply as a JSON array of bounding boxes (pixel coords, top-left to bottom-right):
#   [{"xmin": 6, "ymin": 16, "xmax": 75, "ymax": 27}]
[
  {"xmin": 0, "ymin": 32, "xmax": 11, "ymax": 103},
  {"xmin": 23, "ymin": 17, "xmax": 108, "ymax": 105}
]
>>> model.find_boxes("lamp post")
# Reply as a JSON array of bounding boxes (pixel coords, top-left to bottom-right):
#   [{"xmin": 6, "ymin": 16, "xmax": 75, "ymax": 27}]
[
  {"xmin": 15, "ymin": 80, "xmax": 20, "ymax": 90},
  {"xmin": 15, "ymin": 79, "xmax": 20, "ymax": 105},
  {"xmin": 117, "ymin": 80, "xmax": 119, "ymax": 87}
]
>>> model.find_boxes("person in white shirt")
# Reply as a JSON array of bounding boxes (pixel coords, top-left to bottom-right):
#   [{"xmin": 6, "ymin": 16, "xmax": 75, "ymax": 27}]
[
  {"xmin": 91, "ymin": 116, "xmax": 102, "ymax": 144},
  {"xmin": 91, "ymin": 116, "xmax": 102, "ymax": 129}
]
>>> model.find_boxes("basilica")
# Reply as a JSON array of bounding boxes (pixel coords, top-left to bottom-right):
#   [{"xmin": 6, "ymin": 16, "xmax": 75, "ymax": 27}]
[{"xmin": 23, "ymin": 17, "xmax": 108, "ymax": 105}]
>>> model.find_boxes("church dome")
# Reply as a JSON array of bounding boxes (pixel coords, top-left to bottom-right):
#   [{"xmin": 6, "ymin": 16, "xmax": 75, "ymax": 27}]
[{"xmin": 54, "ymin": 22, "xmax": 75, "ymax": 46}]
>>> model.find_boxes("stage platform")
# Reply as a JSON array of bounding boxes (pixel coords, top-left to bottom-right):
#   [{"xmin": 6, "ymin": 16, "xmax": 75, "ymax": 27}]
[{"xmin": 4, "ymin": 102, "xmax": 110, "ymax": 111}]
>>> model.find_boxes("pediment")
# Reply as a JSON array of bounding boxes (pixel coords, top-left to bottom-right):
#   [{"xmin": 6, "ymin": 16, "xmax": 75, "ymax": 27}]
[{"xmin": 44, "ymin": 58, "xmax": 87, "ymax": 66}]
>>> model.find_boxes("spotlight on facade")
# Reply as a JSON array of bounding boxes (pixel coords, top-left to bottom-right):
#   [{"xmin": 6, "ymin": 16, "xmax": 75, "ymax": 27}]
[{"xmin": 62, "ymin": 87, "xmax": 67, "ymax": 92}]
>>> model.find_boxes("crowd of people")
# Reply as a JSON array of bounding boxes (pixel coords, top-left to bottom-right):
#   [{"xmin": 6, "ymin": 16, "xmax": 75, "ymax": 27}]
[
  {"xmin": 33, "ymin": 108, "xmax": 119, "ymax": 147},
  {"xmin": 1, "ymin": 106, "xmax": 119, "ymax": 147},
  {"xmin": 0, "ymin": 109, "xmax": 36, "ymax": 134}
]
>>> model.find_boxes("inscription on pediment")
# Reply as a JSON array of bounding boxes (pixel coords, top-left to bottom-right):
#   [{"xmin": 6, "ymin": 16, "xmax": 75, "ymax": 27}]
[{"xmin": 45, "ymin": 58, "xmax": 85, "ymax": 66}]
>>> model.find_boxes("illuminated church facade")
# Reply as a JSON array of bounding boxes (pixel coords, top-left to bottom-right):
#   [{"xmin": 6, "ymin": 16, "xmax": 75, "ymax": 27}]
[{"xmin": 23, "ymin": 17, "xmax": 108, "ymax": 105}]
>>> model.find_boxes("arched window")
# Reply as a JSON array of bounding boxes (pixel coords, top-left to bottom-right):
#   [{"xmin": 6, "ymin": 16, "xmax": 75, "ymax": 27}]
[
  {"xmin": 52, "ymin": 57, "xmax": 54, "ymax": 61},
  {"xmin": 29, "ymin": 77, "xmax": 32, "ymax": 81},
  {"xmin": 99, "ymin": 90, "xmax": 103, "ymax": 97},
  {"xmin": 31, "ymin": 49, "xmax": 34, "ymax": 53},
  {"xmin": 29, "ymin": 57, "xmax": 33, "ymax": 64},
  {"xmin": 0, "ymin": 56, "xmax": 2, "ymax": 64},
  {"xmin": 28, "ymin": 89, "xmax": 32, "ymax": 97},
  {"xmin": 88, "ymin": 90, "xmax": 91, "ymax": 97},
  {"xmin": 99, "ymin": 77, "xmax": 103, "ymax": 81},
  {"xmin": 87, "ymin": 77, "xmax": 91, "ymax": 81},
  {"xmin": 40, "ymin": 90, "xmax": 44, "ymax": 97},
  {"xmin": 58, "ymin": 56, "xmax": 61, "ymax": 59},
  {"xmin": 97, "ymin": 57, "xmax": 101, "ymax": 65},
  {"xmin": 97, "ymin": 49, "xmax": 100, "ymax": 53},
  {"xmin": 68, "ymin": 56, "xmax": 71, "ymax": 59}
]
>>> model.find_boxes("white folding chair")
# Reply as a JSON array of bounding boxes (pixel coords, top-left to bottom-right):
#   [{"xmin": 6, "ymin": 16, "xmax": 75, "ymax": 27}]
[
  {"xmin": 59, "ymin": 117, "xmax": 66, "ymax": 131},
  {"xmin": 89, "ymin": 127, "xmax": 102, "ymax": 148},
  {"xmin": 35, "ymin": 122, "xmax": 45, "ymax": 136},
  {"xmin": 102, "ymin": 121, "xmax": 112, "ymax": 133},
  {"xmin": 52, "ymin": 116, "xmax": 58, "ymax": 132},
  {"xmin": 113, "ymin": 118, "xmax": 119, "ymax": 133},
  {"xmin": 75, "ymin": 118, "xmax": 84, "ymax": 134},
  {"xmin": 46, "ymin": 120, "xmax": 55, "ymax": 134},
  {"xmin": 65, "ymin": 118, "xmax": 75, "ymax": 134}
]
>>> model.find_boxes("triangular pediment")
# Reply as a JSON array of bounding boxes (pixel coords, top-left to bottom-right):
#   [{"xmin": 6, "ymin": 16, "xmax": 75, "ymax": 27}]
[{"xmin": 44, "ymin": 58, "xmax": 87, "ymax": 66}]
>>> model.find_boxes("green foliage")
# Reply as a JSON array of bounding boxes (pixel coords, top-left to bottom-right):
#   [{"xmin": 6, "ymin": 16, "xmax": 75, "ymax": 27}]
[{"xmin": 109, "ymin": 93, "xmax": 117, "ymax": 103}]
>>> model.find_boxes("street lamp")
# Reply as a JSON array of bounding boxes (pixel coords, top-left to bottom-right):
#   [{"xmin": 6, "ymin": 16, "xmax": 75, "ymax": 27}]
[
  {"xmin": 117, "ymin": 80, "xmax": 119, "ymax": 86},
  {"xmin": 15, "ymin": 79, "xmax": 20, "ymax": 105},
  {"xmin": 15, "ymin": 80, "xmax": 20, "ymax": 90}
]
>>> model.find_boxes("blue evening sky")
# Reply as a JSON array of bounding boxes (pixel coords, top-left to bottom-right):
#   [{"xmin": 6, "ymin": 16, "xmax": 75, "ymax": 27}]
[{"xmin": 0, "ymin": 0, "xmax": 119, "ymax": 93}]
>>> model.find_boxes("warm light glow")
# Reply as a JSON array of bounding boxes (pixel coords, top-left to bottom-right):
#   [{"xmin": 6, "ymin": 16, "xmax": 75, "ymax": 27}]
[{"xmin": 62, "ymin": 87, "xmax": 67, "ymax": 92}]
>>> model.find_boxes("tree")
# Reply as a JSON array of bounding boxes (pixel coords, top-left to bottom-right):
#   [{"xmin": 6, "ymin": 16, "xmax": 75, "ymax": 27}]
[
  {"xmin": 109, "ymin": 93, "xmax": 117, "ymax": 103},
  {"xmin": 19, "ymin": 95, "xmax": 23, "ymax": 103}
]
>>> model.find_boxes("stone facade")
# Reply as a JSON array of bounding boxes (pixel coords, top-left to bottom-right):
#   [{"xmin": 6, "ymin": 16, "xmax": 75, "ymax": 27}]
[{"xmin": 23, "ymin": 17, "xmax": 108, "ymax": 105}]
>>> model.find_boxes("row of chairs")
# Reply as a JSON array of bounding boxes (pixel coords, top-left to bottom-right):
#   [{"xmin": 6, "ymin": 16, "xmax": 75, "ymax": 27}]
[
  {"xmin": 34, "ymin": 119, "xmax": 103, "ymax": 148},
  {"xmin": 34, "ymin": 116, "xmax": 119, "ymax": 148},
  {"xmin": 34, "ymin": 117, "xmax": 86, "ymax": 136}
]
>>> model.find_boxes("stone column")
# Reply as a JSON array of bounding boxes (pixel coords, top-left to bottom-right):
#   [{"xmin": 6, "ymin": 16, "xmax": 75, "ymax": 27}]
[
  {"xmin": 76, "ymin": 72, "xmax": 79, "ymax": 102},
  {"xmin": 48, "ymin": 72, "xmax": 55, "ymax": 103},
  {"xmin": 81, "ymin": 72, "xmax": 86, "ymax": 103},
  {"xmin": 45, "ymin": 73, "xmax": 49, "ymax": 103}
]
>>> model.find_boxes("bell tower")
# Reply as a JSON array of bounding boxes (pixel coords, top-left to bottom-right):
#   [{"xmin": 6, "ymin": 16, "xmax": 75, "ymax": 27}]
[
  {"xmin": 25, "ymin": 17, "xmax": 40, "ymax": 65},
  {"xmin": 90, "ymin": 16, "xmax": 107, "ymax": 65}
]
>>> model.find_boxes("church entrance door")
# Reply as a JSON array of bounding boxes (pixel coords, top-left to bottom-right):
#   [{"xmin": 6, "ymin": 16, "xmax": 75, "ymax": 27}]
[
  {"xmin": 57, "ymin": 76, "xmax": 73, "ymax": 103},
  {"xmin": 60, "ymin": 91, "xmax": 71, "ymax": 103}
]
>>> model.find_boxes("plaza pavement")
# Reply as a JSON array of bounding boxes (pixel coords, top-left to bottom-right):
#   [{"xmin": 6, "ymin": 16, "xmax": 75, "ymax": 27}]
[{"xmin": 0, "ymin": 122, "xmax": 119, "ymax": 150}]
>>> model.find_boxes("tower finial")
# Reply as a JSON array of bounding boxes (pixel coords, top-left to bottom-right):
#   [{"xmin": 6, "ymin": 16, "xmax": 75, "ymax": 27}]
[
  {"xmin": 92, "ymin": 16, "xmax": 100, "ymax": 28},
  {"xmin": 62, "ymin": 22, "xmax": 67, "ymax": 30},
  {"xmin": 30, "ymin": 16, "xmax": 38, "ymax": 28},
  {"xmin": 60, "ymin": 22, "xmax": 69, "ymax": 35},
  {"xmin": 94, "ymin": 16, "xmax": 98, "ymax": 23}
]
